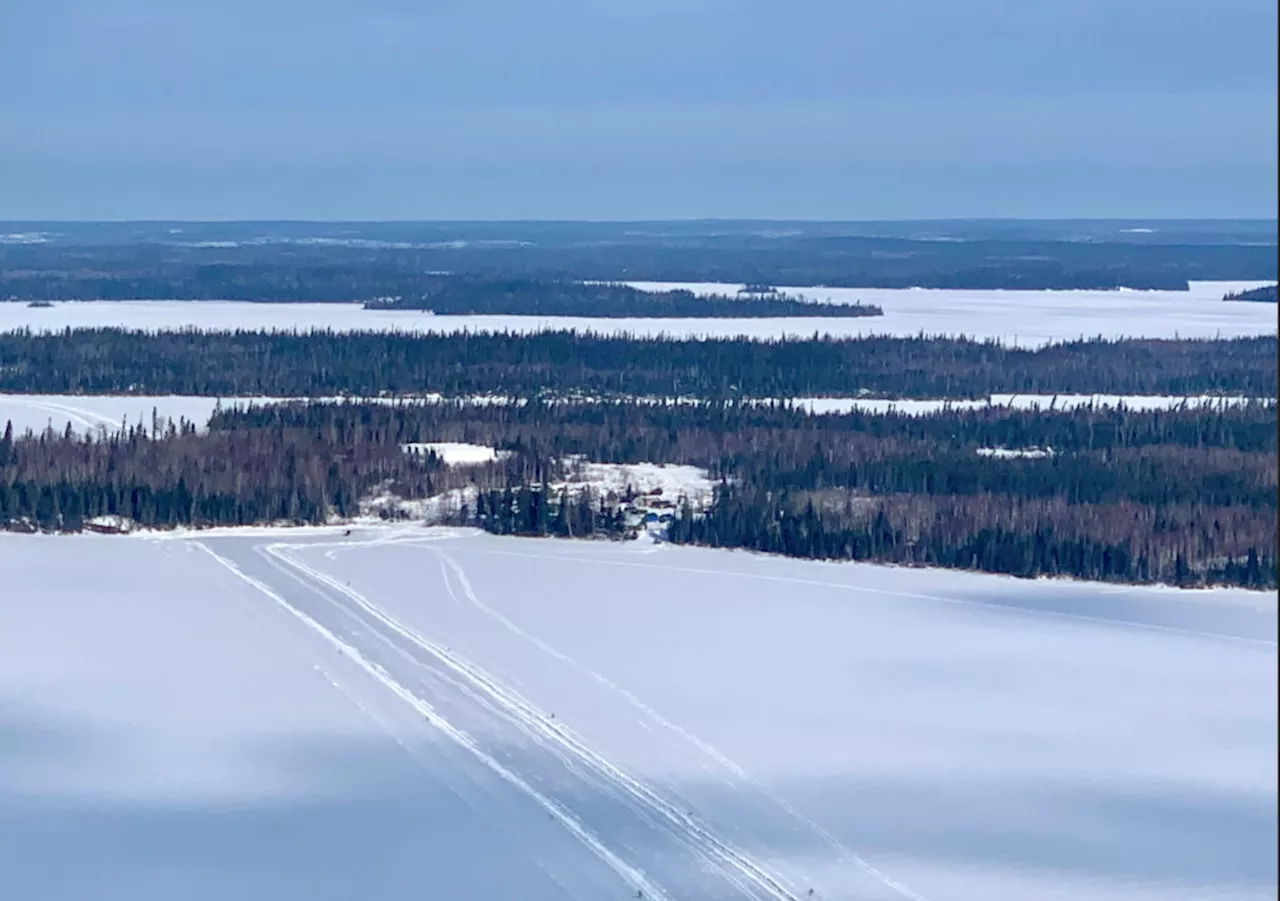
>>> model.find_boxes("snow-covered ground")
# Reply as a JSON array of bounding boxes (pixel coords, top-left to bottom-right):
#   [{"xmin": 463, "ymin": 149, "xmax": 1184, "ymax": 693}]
[
  {"xmin": 1, "ymin": 528, "xmax": 1274, "ymax": 901},
  {"xmin": 0, "ymin": 393, "xmax": 234, "ymax": 436},
  {"xmin": 975, "ymin": 446, "xmax": 1055, "ymax": 460},
  {"xmin": 402, "ymin": 442, "xmax": 510, "ymax": 466},
  {"xmin": 627, "ymin": 280, "xmax": 1278, "ymax": 345},
  {"xmin": 565, "ymin": 460, "xmax": 717, "ymax": 506},
  {"xmin": 0, "ymin": 394, "xmax": 509, "ymax": 438},
  {"xmin": 359, "ymin": 460, "xmax": 715, "ymax": 524},
  {"xmin": 1, "ymin": 281, "xmax": 1273, "ymax": 344}
]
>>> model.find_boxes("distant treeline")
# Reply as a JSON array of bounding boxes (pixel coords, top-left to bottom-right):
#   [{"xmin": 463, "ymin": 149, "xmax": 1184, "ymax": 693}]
[
  {"xmin": 1224, "ymin": 284, "xmax": 1278, "ymax": 303},
  {"xmin": 2, "ymin": 329, "xmax": 1275, "ymax": 399},
  {"xmin": 2, "ymin": 230, "xmax": 1276, "ymax": 291},
  {"xmin": 3, "ymin": 401, "xmax": 1275, "ymax": 588},
  {"xmin": 361, "ymin": 278, "xmax": 883, "ymax": 318}
]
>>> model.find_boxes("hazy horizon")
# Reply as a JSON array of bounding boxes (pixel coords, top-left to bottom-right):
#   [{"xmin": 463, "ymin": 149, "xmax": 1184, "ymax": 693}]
[
  {"xmin": 3, "ymin": 0, "xmax": 1276, "ymax": 220},
  {"xmin": 3, "ymin": 216, "xmax": 1275, "ymax": 225}
]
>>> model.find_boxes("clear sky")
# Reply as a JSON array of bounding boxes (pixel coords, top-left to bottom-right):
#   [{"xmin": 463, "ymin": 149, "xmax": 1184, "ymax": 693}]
[{"xmin": 2, "ymin": 0, "xmax": 1276, "ymax": 220}]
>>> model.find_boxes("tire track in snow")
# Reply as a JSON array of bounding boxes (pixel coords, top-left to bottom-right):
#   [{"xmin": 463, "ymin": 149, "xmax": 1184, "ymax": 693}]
[
  {"xmin": 196, "ymin": 540, "xmax": 673, "ymax": 901},
  {"xmin": 257, "ymin": 542, "xmax": 764, "ymax": 899},
  {"xmin": 251, "ymin": 541, "xmax": 623, "ymax": 901},
  {"xmin": 264, "ymin": 539, "xmax": 811, "ymax": 901},
  {"xmin": 29, "ymin": 398, "xmax": 122, "ymax": 427},
  {"xmin": 1, "ymin": 397, "xmax": 105, "ymax": 432},
  {"xmin": 432, "ymin": 548, "xmax": 932, "ymax": 901}
]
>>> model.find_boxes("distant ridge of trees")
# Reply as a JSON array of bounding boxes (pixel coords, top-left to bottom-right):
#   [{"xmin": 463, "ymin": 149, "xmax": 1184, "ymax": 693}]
[
  {"xmin": 1, "ymin": 226, "xmax": 1275, "ymax": 292},
  {"xmin": 1, "ymin": 329, "xmax": 1275, "ymax": 399},
  {"xmin": 1224, "ymin": 284, "xmax": 1278, "ymax": 303}
]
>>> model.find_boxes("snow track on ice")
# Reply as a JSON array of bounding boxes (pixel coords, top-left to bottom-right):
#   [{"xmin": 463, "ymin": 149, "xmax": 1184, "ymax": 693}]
[
  {"xmin": 197, "ymin": 540, "xmax": 673, "ymax": 901},
  {"xmin": 430, "ymin": 547, "xmax": 931, "ymax": 901},
  {"xmin": 254, "ymin": 539, "xmax": 815, "ymax": 901}
]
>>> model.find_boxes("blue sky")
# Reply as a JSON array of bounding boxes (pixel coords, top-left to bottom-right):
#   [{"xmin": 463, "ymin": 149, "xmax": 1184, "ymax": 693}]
[{"xmin": 2, "ymin": 0, "xmax": 1276, "ymax": 219}]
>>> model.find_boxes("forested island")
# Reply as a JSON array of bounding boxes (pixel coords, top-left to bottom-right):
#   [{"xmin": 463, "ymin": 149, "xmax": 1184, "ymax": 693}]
[
  {"xmin": 2, "ymin": 400, "xmax": 1275, "ymax": 588},
  {"xmin": 1224, "ymin": 284, "xmax": 1278, "ymax": 302},
  {"xmin": 361, "ymin": 278, "xmax": 882, "ymax": 318},
  {"xmin": 2, "ymin": 329, "xmax": 1274, "ymax": 399}
]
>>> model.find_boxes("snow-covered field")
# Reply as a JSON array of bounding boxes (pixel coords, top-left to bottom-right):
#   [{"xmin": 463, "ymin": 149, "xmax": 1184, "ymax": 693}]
[
  {"xmin": 1, "ymin": 281, "xmax": 1273, "ymax": 344},
  {"xmin": 1, "ymin": 528, "xmax": 1274, "ymax": 901},
  {"xmin": 627, "ymin": 280, "xmax": 1279, "ymax": 345},
  {"xmin": 402, "ymin": 442, "xmax": 510, "ymax": 466},
  {"xmin": 3, "ymin": 392, "xmax": 1272, "ymax": 439},
  {"xmin": 565, "ymin": 460, "xmax": 717, "ymax": 505},
  {"xmin": 0, "ymin": 393, "xmax": 234, "ymax": 435}
]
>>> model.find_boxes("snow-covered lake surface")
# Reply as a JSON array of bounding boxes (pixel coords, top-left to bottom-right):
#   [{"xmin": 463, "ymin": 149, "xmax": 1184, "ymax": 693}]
[
  {"xmin": 0, "ymin": 393, "xmax": 235, "ymax": 435},
  {"xmin": 2, "ymin": 527, "xmax": 1274, "ymax": 901},
  {"xmin": 3, "ymin": 392, "xmax": 1272, "ymax": 438},
  {"xmin": 1, "ymin": 281, "xmax": 1273, "ymax": 345}
]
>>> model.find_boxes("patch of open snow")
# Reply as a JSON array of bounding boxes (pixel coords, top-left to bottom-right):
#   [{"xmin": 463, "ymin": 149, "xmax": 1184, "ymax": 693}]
[
  {"xmin": 976, "ymin": 446, "xmax": 1055, "ymax": 460},
  {"xmin": 359, "ymin": 485, "xmax": 480, "ymax": 524},
  {"xmin": 0, "ymin": 394, "xmax": 521, "ymax": 437},
  {"xmin": 401, "ymin": 442, "xmax": 509, "ymax": 466},
  {"xmin": 563, "ymin": 460, "xmax": 716, "ymax": 507}
]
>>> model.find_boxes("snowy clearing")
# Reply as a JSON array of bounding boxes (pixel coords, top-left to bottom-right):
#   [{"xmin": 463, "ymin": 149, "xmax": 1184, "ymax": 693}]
[
  {"xmin": 1, "ymin": 281, "xmax": 1273, "ymax": 345},
  {"xmin": 1, "ymin": 528, "xmax": 1274, "ymax": 901},
  {"xmin": 564, "ymin": 460, "xmax": 717, "ymax": 506},
  {"xmin": 401, "ymin": 442, "xmax": 509, "ymax": 466},
  {"xmin": 0, "ymin": 394, "xmax": 253, "ymax": 436},
  {"xmin": 358, "ymin": 461, "xmax": 715, "ymax": 525},
  {"xmin": 975, "ymin": 447, "xmax": 1055, "ymax": 460}
]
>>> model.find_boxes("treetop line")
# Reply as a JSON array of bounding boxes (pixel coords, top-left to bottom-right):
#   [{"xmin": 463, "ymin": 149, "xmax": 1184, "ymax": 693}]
[{"xmin": 1, "ymin": 330, "xmax": 1274, "ymax": 399}]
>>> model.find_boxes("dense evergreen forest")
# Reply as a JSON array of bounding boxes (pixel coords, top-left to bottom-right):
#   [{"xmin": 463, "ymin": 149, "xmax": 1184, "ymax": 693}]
[
  {"xmin": 2, "ymin": 329, "xmax": 1275, "ymax": 400},
  {"xmin": 3, "ymin": 401, "xmax": 1275, "ymax": 588},
  {"xmin": 1224, "ymin": 284, "xmax": 1278, "ymax": 302}
]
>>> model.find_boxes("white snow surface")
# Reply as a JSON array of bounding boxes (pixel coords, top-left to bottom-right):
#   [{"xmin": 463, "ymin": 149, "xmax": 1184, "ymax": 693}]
[
  {"xmin": 0, "ymin": 393, "xmax": 234, "ymax": 436},
  {"xmin": 2, "ymin": 280, "xmax": 1274, "ymax": 345},
  {"xmin": 975, "ymin": 447, "xmax": 1056, "ymax": 459},
  {"xmin": 0, "ymin": 394, "xmax": 509, "ymax": 438},
  {"xmin": 1, "ymin": 527, "xmax": 1274, "ymax": 901},
  {"xmin": 402, "ymin": 442, "xmax": 508, "ymax": 466},
  {"xmin": 565, "ymin": 460, "xmax": 717, "ymax": 505}
]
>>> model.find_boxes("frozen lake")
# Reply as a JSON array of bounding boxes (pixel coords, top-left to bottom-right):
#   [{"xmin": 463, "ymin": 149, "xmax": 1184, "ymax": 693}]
[
  {"xmin": 1, "ymin": 527, "xmax": 1274, "ymax": 900},
  {"xmin": 1, "ymin": 281, "xmax": 1274, "ymax": 345}
]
